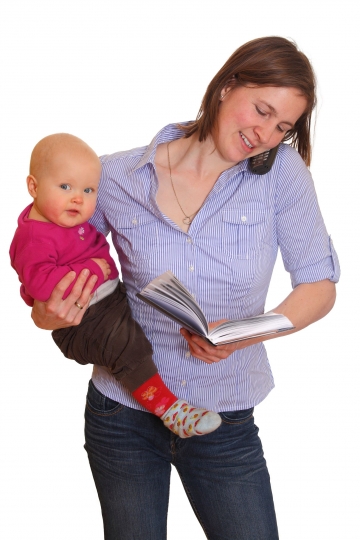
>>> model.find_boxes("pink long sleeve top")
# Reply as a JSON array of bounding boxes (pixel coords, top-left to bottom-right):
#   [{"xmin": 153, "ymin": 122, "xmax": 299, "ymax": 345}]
[{"xmin": 10, "ymin": 204, "xmax": 119, "ymax": 306}]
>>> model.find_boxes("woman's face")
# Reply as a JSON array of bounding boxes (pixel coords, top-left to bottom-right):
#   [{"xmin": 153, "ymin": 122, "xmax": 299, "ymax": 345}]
[{"xmin": 214, "ymin": 85, "xmax": 308, "ymax": 165}]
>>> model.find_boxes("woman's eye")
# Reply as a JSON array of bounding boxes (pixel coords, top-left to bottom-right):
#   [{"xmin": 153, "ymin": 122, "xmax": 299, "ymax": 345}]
[
  {"xmin": 60, "ymin": 184, "xmax": 71, "ymax": 190},
  {"xmin": 255, "ymin": 106, "xmax": 267, "ymax": 117},
  {"xmin": 84, "ymin": 187, "xmax": 93, "ymax": 194}
]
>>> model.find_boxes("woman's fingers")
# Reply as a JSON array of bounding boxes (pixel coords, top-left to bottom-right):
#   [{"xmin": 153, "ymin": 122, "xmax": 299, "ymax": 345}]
[
  {"xmin": 180, "ymin": 328, "xmax": 242, "ymax": 363},
  {"xmin": 45, "ymin": 271, "xmax": 77, "ymax": 303},
  {"xmin": 71, "ymin": 274, "xmax": 98, "ymax": 324},
  {"xmin": 180, "ymin": 329, "xmax": 226, "ymax": 363},
  {"xmin": 65, "ymin": 270, "xmax": 97, "ymax": 308},
  {"xmin": 208, "ymin": 319, "xmax": 228, "ymax": 330},
  {"xmin": 48, "ymin": 270, "xmax": 95, "ymax": 321},
  {"xmin": 187, "ymin": 339, "xmax": 215, "ymax": 364},
  {"xmin": 180, "ymin": 319, "xmax": 232, "ymax": 363},
  {"xmin": 31, "ymin": 270, "xmax": 98, "ymax": 330}
]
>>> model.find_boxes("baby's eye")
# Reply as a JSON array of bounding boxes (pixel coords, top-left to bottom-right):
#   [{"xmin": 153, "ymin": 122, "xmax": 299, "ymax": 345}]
[
  {"xmin": 60, "ymin": 184, "xmax": 71, "ymax": 190},
  {"xmin": 277, "ymin": 125, "xmax": 286, "ymax": 133},
  {"xmin": 84, "ymin": 187, "xmax": 93, "ymax": 194}
]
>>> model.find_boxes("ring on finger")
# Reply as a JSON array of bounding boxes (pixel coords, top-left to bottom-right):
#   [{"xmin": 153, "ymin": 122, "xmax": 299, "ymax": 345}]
[{"xmin": 74, "ymin": 301, "xmax": 83, "ymax": 310}]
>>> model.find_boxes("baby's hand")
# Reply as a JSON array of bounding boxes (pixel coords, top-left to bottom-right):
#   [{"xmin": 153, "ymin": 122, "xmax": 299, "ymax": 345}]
[{"xmin": 91, "ymin": 258, "xmax": 111, "ymax": 281}]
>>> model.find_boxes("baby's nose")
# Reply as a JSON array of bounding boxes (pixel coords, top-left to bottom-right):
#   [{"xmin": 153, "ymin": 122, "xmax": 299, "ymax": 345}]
[{"xmin": 71, "ymin": 193, "xmax": 83, "ymax": 203}]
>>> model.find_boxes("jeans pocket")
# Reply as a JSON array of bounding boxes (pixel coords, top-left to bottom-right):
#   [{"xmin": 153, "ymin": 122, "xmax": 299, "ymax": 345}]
[
  {"xmin": 86, "ymin": 380, "xmax": 124, "ymax": 417},
  {"xmin": 220, "ymin": 407, "xmax": 254, "ymax": 425}
]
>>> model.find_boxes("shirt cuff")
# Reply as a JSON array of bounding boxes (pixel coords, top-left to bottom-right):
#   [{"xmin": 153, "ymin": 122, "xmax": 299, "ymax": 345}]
[{"xmin": 290, "ymin": 236, "xmax": 340, "ymax": 288}]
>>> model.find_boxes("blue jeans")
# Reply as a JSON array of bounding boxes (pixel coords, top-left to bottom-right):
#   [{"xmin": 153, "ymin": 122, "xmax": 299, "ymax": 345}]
[{"xmin": 84, "ymin": 380, "xmax": 279, "ymax": 540}]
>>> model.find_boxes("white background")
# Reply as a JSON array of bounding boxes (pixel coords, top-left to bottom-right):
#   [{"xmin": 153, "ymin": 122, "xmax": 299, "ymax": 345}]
[{"xmin": 1, "ymin": 1, "xmax": 359, "ymax": 538}]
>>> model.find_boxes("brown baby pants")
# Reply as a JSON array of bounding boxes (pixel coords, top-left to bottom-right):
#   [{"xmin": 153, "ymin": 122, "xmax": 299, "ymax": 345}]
[{"xmin": 52, "ymin": 282, "xmax": 157, "ymax": 392}]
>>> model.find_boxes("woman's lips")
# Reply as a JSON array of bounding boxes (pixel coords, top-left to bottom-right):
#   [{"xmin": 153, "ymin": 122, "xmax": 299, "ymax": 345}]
[{"xmin": 239, "ymin": 132, "xmax": 254, "ymax": 153}]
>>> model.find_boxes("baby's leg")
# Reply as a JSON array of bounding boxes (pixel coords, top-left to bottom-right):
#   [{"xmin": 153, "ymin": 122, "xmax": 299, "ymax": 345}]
[
  {"xmin": 131, "ymin": 374, "xmax": 221, "ymax": 438},
  {"xmin": 52, "ymin": 282, "xmax": 221, "ymax": 438}
]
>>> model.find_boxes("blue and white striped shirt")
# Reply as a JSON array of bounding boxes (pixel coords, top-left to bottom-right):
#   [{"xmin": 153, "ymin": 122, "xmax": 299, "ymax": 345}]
[{"xmin": 90, "ymin": 123, "xmax": 340, "ymax": 412}]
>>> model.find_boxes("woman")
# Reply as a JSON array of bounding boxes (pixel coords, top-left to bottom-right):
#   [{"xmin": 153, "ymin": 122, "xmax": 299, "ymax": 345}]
[{"xmin": 32, "ymin": 37, "xmax": 339, "ymax": 539}]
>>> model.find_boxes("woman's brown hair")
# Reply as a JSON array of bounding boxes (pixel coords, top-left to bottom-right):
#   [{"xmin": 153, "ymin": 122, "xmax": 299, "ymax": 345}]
[{"xmin": 181, "ymin": 36, "xmax": 316, "ymax": 166}]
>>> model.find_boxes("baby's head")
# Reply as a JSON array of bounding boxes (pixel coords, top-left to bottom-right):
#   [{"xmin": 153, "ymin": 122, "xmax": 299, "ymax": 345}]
[{"xmin": 27, "ymin": 133, "xmax": 101, "ymax": 227}]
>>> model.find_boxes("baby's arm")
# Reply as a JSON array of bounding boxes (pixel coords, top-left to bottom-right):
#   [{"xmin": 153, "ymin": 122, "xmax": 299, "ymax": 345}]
[
  {"xmin": 90, "ymin": 258, "xmax": 111, "ymax": 281},
  {"xmin": 13, "ymin": 243, "xmax": 106, "ymax": 304}
]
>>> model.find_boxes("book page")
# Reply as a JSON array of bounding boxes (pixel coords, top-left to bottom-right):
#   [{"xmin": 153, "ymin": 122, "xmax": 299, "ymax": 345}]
[{"xmin": 137, "ymin": 271, "xmax": 209, "ymax": 335}]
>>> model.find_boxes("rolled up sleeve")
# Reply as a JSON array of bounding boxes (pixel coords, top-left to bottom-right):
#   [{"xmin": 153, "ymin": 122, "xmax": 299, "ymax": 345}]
[{"xmin": 275, "ymin": 146, "xmax": 340, "ymax": 288}]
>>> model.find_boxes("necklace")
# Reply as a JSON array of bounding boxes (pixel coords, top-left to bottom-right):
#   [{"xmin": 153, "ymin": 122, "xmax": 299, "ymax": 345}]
[{"xmin": 167, "ymin": 142, "xmax": 203, "ymax": 226}]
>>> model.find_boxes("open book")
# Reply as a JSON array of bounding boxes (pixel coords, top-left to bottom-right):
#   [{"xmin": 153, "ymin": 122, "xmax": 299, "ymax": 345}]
[{"xmin": 137, "ymin": 271, "xmax": 294, "ymax": 346}]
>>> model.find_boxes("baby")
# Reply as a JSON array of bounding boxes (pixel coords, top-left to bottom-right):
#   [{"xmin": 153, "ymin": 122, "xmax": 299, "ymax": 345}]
[{"xmin": 10, "ymin": 133, "xmax": 221, "ymax": 438}]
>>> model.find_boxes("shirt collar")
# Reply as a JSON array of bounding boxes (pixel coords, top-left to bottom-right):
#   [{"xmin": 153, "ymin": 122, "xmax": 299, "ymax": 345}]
[
  {"xmin": 134, "ymin": 122, "xmax": 251, "ymax": 178},
  {"xmin": 134, "ymin": 123, "xmax": 186, "ymax": 171}
]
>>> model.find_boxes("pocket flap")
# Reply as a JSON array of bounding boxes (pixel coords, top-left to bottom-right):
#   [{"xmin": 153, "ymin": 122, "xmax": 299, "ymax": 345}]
[
  {"xmin": 222, "ymin": 208, "xmax": 265, "ymax": 226},
  {"xmin": 115, "ymin": 212, "xmax": 157, "ymax": 230}
]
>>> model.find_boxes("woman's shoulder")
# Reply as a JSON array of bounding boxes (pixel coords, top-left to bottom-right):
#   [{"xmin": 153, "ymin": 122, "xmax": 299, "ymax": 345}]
[
  {"xmin": 100, "ymin": 145, "xmax": 148, "ymax": 169},
  {"xmin": 274, "ymin": 144, "xmax": 316, "ymax": 204},
  {"xmin": 277, "ymin": 143, "xmax": 308, "ymax": 171},
  {"xmin": 98, "ymin": 123, "xmax": 187, "ymax": 173},
  {"xmin": 275, "ymin": 143, "xmax": 313, "ymax": 184}
]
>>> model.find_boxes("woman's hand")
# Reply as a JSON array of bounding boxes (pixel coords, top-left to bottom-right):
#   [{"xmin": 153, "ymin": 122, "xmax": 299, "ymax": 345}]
[
  {"xmin": 180, "ymin": 280, "xmax": 336, "ymax": 365},
  {"xmin": 180, "ymin": 321, "xmax": 260, "ymax": 364},
  {"xmin": 31, "ymin": 270, "xmax": 98, "ymax": 330}
]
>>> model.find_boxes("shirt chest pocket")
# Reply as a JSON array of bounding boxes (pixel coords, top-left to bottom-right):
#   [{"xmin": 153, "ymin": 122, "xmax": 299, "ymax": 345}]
[
  {"xmin": 114, "ymin": 213, "xmax": 159, "ymax": 261},
  {"xmin": 221, "ymin": 208, "xmax": 267, "ymax": 260}
]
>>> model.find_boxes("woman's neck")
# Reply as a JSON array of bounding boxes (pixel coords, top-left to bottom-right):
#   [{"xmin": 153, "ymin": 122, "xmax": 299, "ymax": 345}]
[
  {"xmin": 154, "ymin": 133, "xmax": 240, "ymax": 233},
  {"xmin": 167, "ymin": 133, "xmax": 237, "ymax": 183}
]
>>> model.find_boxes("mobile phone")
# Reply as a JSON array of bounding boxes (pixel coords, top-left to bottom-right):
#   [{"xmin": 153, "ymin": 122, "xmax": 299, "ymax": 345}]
[{"xmin": 249, "ymin": 145, "xmax": 279, "ymax": 175}]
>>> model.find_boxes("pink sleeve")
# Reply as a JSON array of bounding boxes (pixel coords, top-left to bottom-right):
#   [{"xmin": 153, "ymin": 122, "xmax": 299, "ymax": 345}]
[{"xmin": 13, "ymin": 243, "xmax": 105, "ymax": 303}]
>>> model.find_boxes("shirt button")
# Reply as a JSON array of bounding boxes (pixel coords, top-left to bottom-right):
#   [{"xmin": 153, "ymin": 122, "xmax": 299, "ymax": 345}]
[
  {"xmin": 189, "ymin": 265, "xmax": 194, "ymax": 272},
  {"xmin": 241, "ymin": 216, "xmax": 247, "ymax": 222},
  {"xmin": 181, "ymin": 380, "xmax": 187, "ymax": 387},
  {"xmin": 191, "ymin": 293, "xmax": 196, "ymax": 299},
  {"xmin": 186, "ymin": 237, "xmax": 192, "ymax": 244},
  {"xmin": 185, "ymin": 351, "xmax": 191, "ymax": 358},
  {"xmin": 132, "ymin": 218, "xmax": 138, "ymax": 225}
]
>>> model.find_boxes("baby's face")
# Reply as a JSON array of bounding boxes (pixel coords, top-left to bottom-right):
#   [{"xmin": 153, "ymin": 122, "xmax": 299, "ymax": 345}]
[{"xmin": 29, "ymin": 148, "xmax": 101, "ymax": 228}]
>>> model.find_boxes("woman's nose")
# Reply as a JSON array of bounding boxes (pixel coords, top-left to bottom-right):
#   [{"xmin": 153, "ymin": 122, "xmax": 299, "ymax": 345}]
[{"xmin": 254, "ymin": 124, "xmax": 274, "ymax": 145}]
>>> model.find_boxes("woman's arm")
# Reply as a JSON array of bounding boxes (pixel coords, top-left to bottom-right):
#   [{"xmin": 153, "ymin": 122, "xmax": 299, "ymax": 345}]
[
  {"xmin": 31, "ymin": 270, "xmax": 99, "ymax": 330},
  {"xmin": 180, "ymin": 279, "xmax": 336, "ymax": 364}
]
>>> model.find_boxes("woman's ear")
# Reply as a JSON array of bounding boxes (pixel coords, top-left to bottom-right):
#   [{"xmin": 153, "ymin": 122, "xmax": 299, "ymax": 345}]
[
  {"xmin": 219, "ymin": 85, "xmax": 232, "ymax": 101},
  {"xmin": 27, "ymin": 175, "xmax": 38, "ymax": 198}
]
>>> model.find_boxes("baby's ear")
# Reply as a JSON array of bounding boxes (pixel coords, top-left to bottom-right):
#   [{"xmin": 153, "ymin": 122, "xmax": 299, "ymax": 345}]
[{"xmin": 26, "ymin": 175, "xmax": 38, "ymax": 198}]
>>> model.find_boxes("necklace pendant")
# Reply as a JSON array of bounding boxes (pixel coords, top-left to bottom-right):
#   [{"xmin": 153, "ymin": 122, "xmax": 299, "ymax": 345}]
[{"xmin": 183, "ymin": 217, "xmax": 192, "ymax": 225}]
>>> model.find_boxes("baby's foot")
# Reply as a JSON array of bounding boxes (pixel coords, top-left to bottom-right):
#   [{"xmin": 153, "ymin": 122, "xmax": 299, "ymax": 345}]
[{"xmin": 161, "ymin": 399, "xmax": 221, "ymax": 438}]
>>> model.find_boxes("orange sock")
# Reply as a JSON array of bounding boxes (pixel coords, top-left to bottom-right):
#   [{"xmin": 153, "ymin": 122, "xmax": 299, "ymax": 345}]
[{"xmin": 132, "ymin": 373, "xmax": 178, "ymax": 418}]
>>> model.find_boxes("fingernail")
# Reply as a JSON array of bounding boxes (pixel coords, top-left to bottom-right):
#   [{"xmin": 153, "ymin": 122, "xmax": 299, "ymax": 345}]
[{"xmin": 83, "ymin": 269, "xmax": 90, "ymax": 276}]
